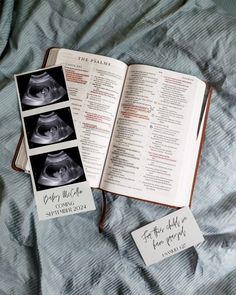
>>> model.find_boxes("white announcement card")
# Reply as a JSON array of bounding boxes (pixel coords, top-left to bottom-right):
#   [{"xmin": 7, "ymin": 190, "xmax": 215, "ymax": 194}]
[{"xmin": 131, "ymin": 207, "xmax": 204, "ymax": 266}]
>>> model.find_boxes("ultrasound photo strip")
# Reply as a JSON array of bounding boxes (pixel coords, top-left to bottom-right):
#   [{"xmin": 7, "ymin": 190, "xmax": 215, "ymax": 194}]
[
  {"xmin": 15, "ymin": 66, "xmax": 87, "ymax": 190},
  {"xmin": 15, "ymin": 66, "xmax": 96, "ymax": 219}
]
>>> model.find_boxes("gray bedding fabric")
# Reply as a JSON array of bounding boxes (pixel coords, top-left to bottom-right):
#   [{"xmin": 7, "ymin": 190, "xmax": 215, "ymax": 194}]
[{"xmin": 0, "ymin": 0, "xmax": 236, "ymax": 294}]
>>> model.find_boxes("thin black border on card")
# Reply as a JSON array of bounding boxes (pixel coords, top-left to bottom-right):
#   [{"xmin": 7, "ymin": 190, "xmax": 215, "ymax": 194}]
[
  {"xmin": 24, "ymin": 107, "xmax": 77, "ymax": 148},
  {"xmin": 16, "ymin": 66, "xmax": 69, "ymax": 111},
  {"xmin": 30, "ymin": 147, "xmax": 86, "ymax": 191}
]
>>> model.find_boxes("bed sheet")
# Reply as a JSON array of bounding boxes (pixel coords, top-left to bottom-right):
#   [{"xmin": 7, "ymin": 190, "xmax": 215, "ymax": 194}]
[{"xmin": 0, "ymin": 0, "xmax": 236, "ymax": 294}]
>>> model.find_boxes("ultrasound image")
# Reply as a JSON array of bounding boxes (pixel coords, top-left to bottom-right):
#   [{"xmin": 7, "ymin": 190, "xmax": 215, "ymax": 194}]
[
  {"xmin": 31, "ymin": 112, "xmax": 73, "ymax": 144},
  {"xmin": 24, "ymin": 108, "xmax": 76, "ymax": 148},
  {"xmin": 16, "ymin": 66, "xmax": 69, "ymax": 111},
  {"xmin": 30, "ymin": 148, "xmax": 86, "ymax": 191}
]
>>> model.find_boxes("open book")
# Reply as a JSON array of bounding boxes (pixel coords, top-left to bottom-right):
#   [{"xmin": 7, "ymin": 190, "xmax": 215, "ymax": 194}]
[{"xmin": 13, "ymin": 48, "xmax": 212, "ymax": 207}]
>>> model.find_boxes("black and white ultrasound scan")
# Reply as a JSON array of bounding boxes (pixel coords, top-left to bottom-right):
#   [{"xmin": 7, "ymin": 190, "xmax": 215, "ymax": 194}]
[
  {"xmin": 16, "ymin": 66, "xmax": 68, "ymax": 111},
  {"xmin": 24, "ymin": 107, "xmax": 76, "ymax": 148},
  {"xmin": 30, "ymin": 147, "xmax": 86, "ymax": 191}
]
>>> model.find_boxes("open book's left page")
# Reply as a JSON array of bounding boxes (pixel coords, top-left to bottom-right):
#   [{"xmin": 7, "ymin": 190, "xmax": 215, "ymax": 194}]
[{"xmin": 19, "ymin": 49, "xmax": 127, "ymax": 188}]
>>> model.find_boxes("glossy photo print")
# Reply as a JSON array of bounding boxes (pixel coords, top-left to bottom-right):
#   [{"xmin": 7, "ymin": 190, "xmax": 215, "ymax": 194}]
[
  {"xmin": 16, "ymin": 66, "xmax": 69, "ymax": 111},
  {"xmin": 30, "ymin": 147, "xmax": 86, "ymax": 191},
  {"xmin": 24, "ymin": 107, "xmax": 76, "ymax": 148}
]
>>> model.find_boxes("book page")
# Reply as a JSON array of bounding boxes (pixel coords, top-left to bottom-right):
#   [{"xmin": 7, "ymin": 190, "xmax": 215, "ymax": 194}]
[
  {"xmin": 46, "ymin": 49, "xmax": 127, "ymax": 188},
  {"xmin": 101, "ymin": 65, "xmax": 205, "ymax": 206}
]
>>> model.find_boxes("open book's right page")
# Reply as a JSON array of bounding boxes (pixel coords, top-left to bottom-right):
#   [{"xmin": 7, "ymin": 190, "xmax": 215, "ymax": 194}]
[{"xmin": 100, "ymin": 65, "xmax": 206, "ymax": 207}]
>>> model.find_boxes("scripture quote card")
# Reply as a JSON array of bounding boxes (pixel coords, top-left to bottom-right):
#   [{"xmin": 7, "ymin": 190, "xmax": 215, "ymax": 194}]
[
  {"xmin": 131, "ymin": 207, "xmax": 204, "ymax": 266},
  {"xmin": 15, "ymin": 66, "xmax": 96, "ymax": 220}
]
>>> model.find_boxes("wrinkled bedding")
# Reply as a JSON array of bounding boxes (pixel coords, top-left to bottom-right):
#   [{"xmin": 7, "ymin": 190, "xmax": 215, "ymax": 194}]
[{"xmin": 0, "ymin": 0, "xmax": 236, "ymax": 294}]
